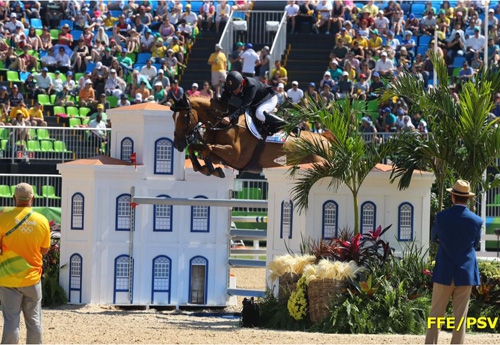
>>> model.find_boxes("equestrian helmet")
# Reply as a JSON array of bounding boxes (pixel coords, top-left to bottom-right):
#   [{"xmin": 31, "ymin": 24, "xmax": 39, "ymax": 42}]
[{"xmin": 225, "ymin": 71, "xmax": 243, "ymax": 91}]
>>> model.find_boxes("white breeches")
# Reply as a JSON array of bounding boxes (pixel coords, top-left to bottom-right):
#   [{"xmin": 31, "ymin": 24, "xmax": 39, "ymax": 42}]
[{"xmin": 255, "ymin": 95, "xmax": 278, "ymax": 122}]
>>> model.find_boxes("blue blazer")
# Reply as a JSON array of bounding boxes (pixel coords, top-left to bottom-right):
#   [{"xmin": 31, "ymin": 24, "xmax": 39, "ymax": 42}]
[{"xmin": 432, "ymin": 204, "xmax": 482, "ymax": 286}]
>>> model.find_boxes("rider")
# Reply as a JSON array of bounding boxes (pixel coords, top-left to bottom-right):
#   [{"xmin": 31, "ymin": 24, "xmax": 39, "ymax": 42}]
[{"xmin": 220, "ymin": 71, "xmax": 286, "ymax": 137}]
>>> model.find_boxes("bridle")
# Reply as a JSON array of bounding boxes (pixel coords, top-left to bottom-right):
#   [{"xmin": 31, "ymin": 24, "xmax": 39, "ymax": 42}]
[{"xmin": 173, "ymin": 97, "xmax": 235, "ymax": 145}]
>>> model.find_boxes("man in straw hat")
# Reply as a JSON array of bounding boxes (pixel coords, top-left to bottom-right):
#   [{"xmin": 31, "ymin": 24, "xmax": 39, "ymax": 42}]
[
  {"xmin": 0, "ymin": 183, "xmax": 51, "ymax": 344},
  {"xmin": 425, "ymin": 179, "xmax": 482, "ymax": 344}
]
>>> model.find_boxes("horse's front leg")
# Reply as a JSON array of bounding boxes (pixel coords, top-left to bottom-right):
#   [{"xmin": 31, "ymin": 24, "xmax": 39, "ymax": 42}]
[{"xmin": 187, "ymin": 145, "xmax": 203, "ymax": 172}]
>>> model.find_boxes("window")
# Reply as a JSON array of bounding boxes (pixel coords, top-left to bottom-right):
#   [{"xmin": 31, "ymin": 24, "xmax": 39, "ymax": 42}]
[
  {"xmin": 154, "ymin": 138, "xmax": 174, "ymax": 174},
  {"xmin": 71, "ymin": 193, "xmax": 84, "ymax": 230},
  {"xmin": 152, "ymin": 255, "xmax": 172, "ymax": 304},
  {"xmin": 189, "ymin": 256, "xmax": 208, "ymax": 304},
  {"xmin": 280, "ymin": 200, "xmax": 293, "ymax": 239},
  {"xmin": 120, "ymin": 137, "xmax": 134, "ymax": 161},
  {"xmin": 69, "ymin": 254, "xmax": 83, "ymax": 303},
  {"xmin": 113, "ymin": 255, "xmax": 133, "ymax": 304},
  {"xmin": 116, "ymin": 194, "xmax": 132, "ymax": 231},
  {"xmin": 322, "ymin": 200, "xmax": 338, "ymax": 239},
  {"xmin": 360, "ymin": 201, "xmax": 376, "ymax": 234},
  {"xmin": 191, "ymin": 196, "xmax": 210, "ymax": 233},
  {"xmin": 154, "ymin": 195, "xmax": 173, "ymax": 232},
  {"xmin": 398, "ymin": 202, "xmax": 414, "ymax": 241}
]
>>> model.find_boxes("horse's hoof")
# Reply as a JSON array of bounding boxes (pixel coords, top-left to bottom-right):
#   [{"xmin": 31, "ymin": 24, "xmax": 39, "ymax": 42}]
[{"xmin": 214, "ymin": 167, "xmax": 225, "ymax": 178}]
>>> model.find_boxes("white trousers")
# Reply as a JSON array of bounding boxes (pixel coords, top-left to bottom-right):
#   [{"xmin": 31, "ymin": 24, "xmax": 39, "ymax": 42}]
[{"xmin": 255, "ymin": 95, "xmax": 278, "ymax": 122}]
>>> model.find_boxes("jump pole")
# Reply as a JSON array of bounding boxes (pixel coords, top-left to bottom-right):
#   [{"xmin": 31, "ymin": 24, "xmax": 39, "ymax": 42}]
[{"xmin": 131, "ymin": 197, "xmax": 268, "ymax": 208}]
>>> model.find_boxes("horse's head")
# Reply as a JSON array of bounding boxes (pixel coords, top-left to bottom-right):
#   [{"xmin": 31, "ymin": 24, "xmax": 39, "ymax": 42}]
[{"xmin": 171, "ymin": 93, "xmax": 195, "ymax": 152}]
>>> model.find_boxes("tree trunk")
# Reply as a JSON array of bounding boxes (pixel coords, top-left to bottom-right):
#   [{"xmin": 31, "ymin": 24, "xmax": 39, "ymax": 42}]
[{"xmin": 353, "ymin": 191, "xmax": 359, "ymax": 235}]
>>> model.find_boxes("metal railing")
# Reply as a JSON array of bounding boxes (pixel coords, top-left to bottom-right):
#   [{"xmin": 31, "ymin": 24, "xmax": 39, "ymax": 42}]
[
  {"xmin": 0, "ymin": 174, "xmax": 62, "ymax": 208},
  {"xmin": 219, "ymin": 10, "xmax": 286, "ymax": 62},
  {"xmin": 0, "ymin": 125, "xmax": 111, "ymax": 163},
  {"xmin": 232, "ymin": 178, "xmax": 268, "ymax": 213}
]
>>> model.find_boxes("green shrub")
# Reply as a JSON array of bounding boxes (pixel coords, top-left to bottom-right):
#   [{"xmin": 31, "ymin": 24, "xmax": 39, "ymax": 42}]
[{"xmin": 42, "ymin": 243, "xmax": 67, "ymax": 307}]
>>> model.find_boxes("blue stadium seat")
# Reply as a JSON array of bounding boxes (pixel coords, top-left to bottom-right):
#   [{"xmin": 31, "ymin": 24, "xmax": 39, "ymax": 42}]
[
  {"xmin": 136, "ymin": 53, "xmax": 152, "ymax": 64},
  {"xmin": 452, "ymin": 56, "xmax": 466, "ymax": 68},
  {"xmin": 72, "ymin": 30, "xmax": 83, "ymax": 41},
  {"xmin": 59, "ymin": 20, "xmax": 74, "ymax": 30},
  {"xmin": 418, "ymin": 35, "xmax": 432, "ymax": 47},
  {"xmin": 30, "ymin": 18, "xmax": 43, "ymax": 29},
  {"xmin": 20, "ymin": 71, "xmax": 31, "ymax": 82},
  {"xmin": 411, "ymin": 4, "xmax": 426, "ymax": 18},
  {"xmin": 86, "ymin": 62, "xmax": 96, "ymax": 73}
]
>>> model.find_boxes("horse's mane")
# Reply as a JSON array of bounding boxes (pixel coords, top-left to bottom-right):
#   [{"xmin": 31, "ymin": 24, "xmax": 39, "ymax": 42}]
[{"xmin": 187, "ymin": 96, "xmax": 228, "ymax": 114}]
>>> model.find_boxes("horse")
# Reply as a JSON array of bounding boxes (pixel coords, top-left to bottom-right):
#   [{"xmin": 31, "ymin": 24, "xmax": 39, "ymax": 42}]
[{"xmin": 171, "ymin": 94, "xmax": 330, "ymax": 178}]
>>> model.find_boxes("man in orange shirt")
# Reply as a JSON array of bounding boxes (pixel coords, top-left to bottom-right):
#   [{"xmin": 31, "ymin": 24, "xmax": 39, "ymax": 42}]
[
  {"xmin": 79, "ymin": 80, "xmax": 97, "ymax": 108},
  {"xmin": 0, "ymin": 183, "xmax": 50, "ymax": 344}
]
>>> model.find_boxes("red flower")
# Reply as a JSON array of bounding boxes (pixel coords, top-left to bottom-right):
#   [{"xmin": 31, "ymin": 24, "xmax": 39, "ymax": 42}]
[{"xmin": 422, "ymin": 269, "xmax": 432, "ymax": 276}]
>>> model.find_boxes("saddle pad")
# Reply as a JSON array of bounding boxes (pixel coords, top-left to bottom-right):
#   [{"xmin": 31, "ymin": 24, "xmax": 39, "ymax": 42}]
[
  {"xmin": 245, "ymin": 112, "xmax": 263, "ymax": 140},
  {"xmin": 245, "ymin": 112, "xmax": 287, "ymax": 144}
]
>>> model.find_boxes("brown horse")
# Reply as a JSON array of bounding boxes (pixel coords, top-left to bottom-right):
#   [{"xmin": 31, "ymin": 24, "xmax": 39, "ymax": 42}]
[{"xmin": 171, "ymin": 94, "xmax": 329, "ymax": 178}]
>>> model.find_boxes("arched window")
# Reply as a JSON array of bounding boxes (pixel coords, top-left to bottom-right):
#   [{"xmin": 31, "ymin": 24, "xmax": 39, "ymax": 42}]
[
  {"xmin": 151, "ymin": 255, "xmax": 172, "ymax": 304},
  {"xmin": 154, "ymin": 195, "xmax": 173, "ymax": 232},
  {"xmin": 191, "ymin": 195, "xmax": 210, "ymax": 232},
  {"xmin": 189, "ymin": 256, "xmax": 208, "ymax": 304},
  {"xmin": 280, "ymin": 200, "xmax": 293, "ymax": 239},
  {"xmin": 69, "ymin": 254, "xmax": 83, "ymax": 303},
  {"xmin": 113, "ymin": 255, "xmax": 133, "ymax": 304},
  {"xmin": 154, "ymin": 138, "xmax": 174, "ymax": 174},
  {"xmin": 398, "ymin": 202, "xmax": 414, "ymax": 241},
  {"xmin": 116, "ymin": 194, "xmax": 132, "ymax": 231},
  {"xmin": 120, "ymin": 137, "xmax": 134, "ymax": 161},
  {"xmin": 360, "ymin": 201, "xmax": 376, "ymax": 234},
  {"xmin": 322, "ymin": 200, "xmax": 338, "ymax": 239},
  {"xmin": 71, "ymin": 193, "xmax": 84, "ymax": 230}
]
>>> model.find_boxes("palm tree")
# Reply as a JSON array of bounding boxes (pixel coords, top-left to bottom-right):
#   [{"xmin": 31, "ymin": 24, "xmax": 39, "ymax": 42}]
[
  {"xmin": 383, "ymin": 52, "xmax": 500, "ymax": 211},
  {"xmin": 283, "ymin": 98, "xmax": 396, "ymax": 235}
]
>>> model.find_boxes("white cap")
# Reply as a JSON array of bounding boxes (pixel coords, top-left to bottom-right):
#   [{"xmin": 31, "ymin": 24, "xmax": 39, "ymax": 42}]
[
  {"xmin": 10, "ymin": 13, "xmax": 16, "ymax": 18},
  {"xmin": 158, "ymin": 69, "xmax": 164, "ymax": 74},
  {"xmin": 110, "ymin": 68, "xmax": 116, "ymax": 73},
  {"xmin": 278, "ymin": 83, "xmax": 284, "ymax": 88},
  {"xmin": 292, "ymin": 81, "xmax": 298, "ymax": 86},
  {"xmin": 489, "ymin": 8, "xmax": 495, "ymax": 13},
  {"xmin": 192, "ymin": 83, "xmax": 198, "ymax": 88},
  {"xmin": 155, "ymin": 81, "xmax": 163, "ymax": 87},
  {"xmin": 381, "ymin": 51, "xmax": 388, "ymax": 57},
  {"xmin": 324, "ymin": 71, "xmax": 331, "ymax": 76},
  {"xmin": 135, "ymin": 93, "xmax": 143, "ymax": 100},
  {"xmin": 342, "ymin": 71, "xmax": 349, "ymax": 76},
  {"xmin": 96, "ymin": 61, "xmax": 103, "ymax": 69},
  {"xmin": 85, "ymin": 80, "xmax": 93, "ymax": 85},
  {"xmin": 215, "ymin": 44, "xmax": 223, "ymax": 50}
]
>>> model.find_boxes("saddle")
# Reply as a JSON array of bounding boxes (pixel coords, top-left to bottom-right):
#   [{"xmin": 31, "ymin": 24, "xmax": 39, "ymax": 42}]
[{"xmin": 244, "ymin": 110, "xmax": 287, "ymax": 140}]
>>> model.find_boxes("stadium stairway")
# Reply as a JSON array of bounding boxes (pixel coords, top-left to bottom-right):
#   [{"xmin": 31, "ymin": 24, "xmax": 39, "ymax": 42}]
[
  {"xmin": 180, "ymin": 31, "xmax": 220, "ymax": 90},
  {"xmin": 284, "ymin": 33, "xmax": 336, "ymax": 88}
]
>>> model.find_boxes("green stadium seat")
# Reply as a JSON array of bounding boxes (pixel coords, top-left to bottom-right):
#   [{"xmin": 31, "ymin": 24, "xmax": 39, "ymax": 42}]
[
  {"xmin": 0, "ymin": 185, "xmax": 12, "ymax": 198},
  {"xmin": 66, "ymin": 106, "xmax": 79, "ymax": 117},
  {"xmin": 42, "ymin": 185, "xmax": 61, "ymax": 199},
  {"xmin": 7, "ymin": 71, "xmax": 21, "ymax": 83},
  {"xmin": 53, "ymin": 106, "xmax": 66, "ymax": 116},
  {"xmin": 69, "ymin": 118, "xmax": 81, "ymax": 127},
  {"xmin": 79, "ymin": 107, "xmax": 91, "ymax": 117},
  {"xmin": 54, "ymin": 141, "xmax": 72, "ymax": 153},
  {"xmin": 40, "ymin": 140, "xmax": 55, "ymax": 152},
  {"xmin": 50, "ymin": 29, "xmax": 60, "ymax": 41},
  {"xmin": 107, "ymin": 96, "xmax": 118, "ymax": 108},
  {"xmin": 26, "ymin": 140, "xmax": 42, "ymax": 152},
  {"xmin": 37, "ymin": 129, "xmax": 53, "ymax": 141},
  {"xmin": 237, "ymin": 187, "xmax": 263, "ymax": 200},
  {"xmin": 37, "ymin": 94, "xmax": 52, "ymax": 106}
]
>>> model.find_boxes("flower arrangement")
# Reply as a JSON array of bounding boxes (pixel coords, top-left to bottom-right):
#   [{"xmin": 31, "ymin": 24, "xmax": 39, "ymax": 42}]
[
  {"xmin": 302, "ymin": 259, "xmax": 362, "ymax": 284},
  {"xmin": 287, "ymin": 275, "xmax": 308, "ymax": 320},
  {"xmin": 268, "ymin": 254, "xmax": 316, "ymax": 281}
]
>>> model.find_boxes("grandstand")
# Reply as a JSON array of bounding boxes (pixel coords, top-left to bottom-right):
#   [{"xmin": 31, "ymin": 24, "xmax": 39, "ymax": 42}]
[{"xmin": 0, "ymin": 0, "xmax": 499, "ymax": 178}]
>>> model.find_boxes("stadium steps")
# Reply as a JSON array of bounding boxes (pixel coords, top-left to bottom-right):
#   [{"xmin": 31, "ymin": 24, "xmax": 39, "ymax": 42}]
[
  {"xmin": 180, "ymin": 31, "xmax": 220, "ymax": 89},
  {"xmin": 284, "ymin": 33, "xmax": 335, "ymax": 87}
]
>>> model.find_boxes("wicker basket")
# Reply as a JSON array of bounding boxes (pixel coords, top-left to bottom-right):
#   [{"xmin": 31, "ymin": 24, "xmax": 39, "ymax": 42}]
[
  {"xmin": 307, "ymin": 279, "xmax": 347, "ymax": 324},
  {"xmin": 278, "ymin": 273, "xmax": 301, "ymax": 300}
]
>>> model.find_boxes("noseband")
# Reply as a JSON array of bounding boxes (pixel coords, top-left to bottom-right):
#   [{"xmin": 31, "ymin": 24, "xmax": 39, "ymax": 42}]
[{"xmin": 172, "ymin": 101, "xmax": 202, "ymax": 144}]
